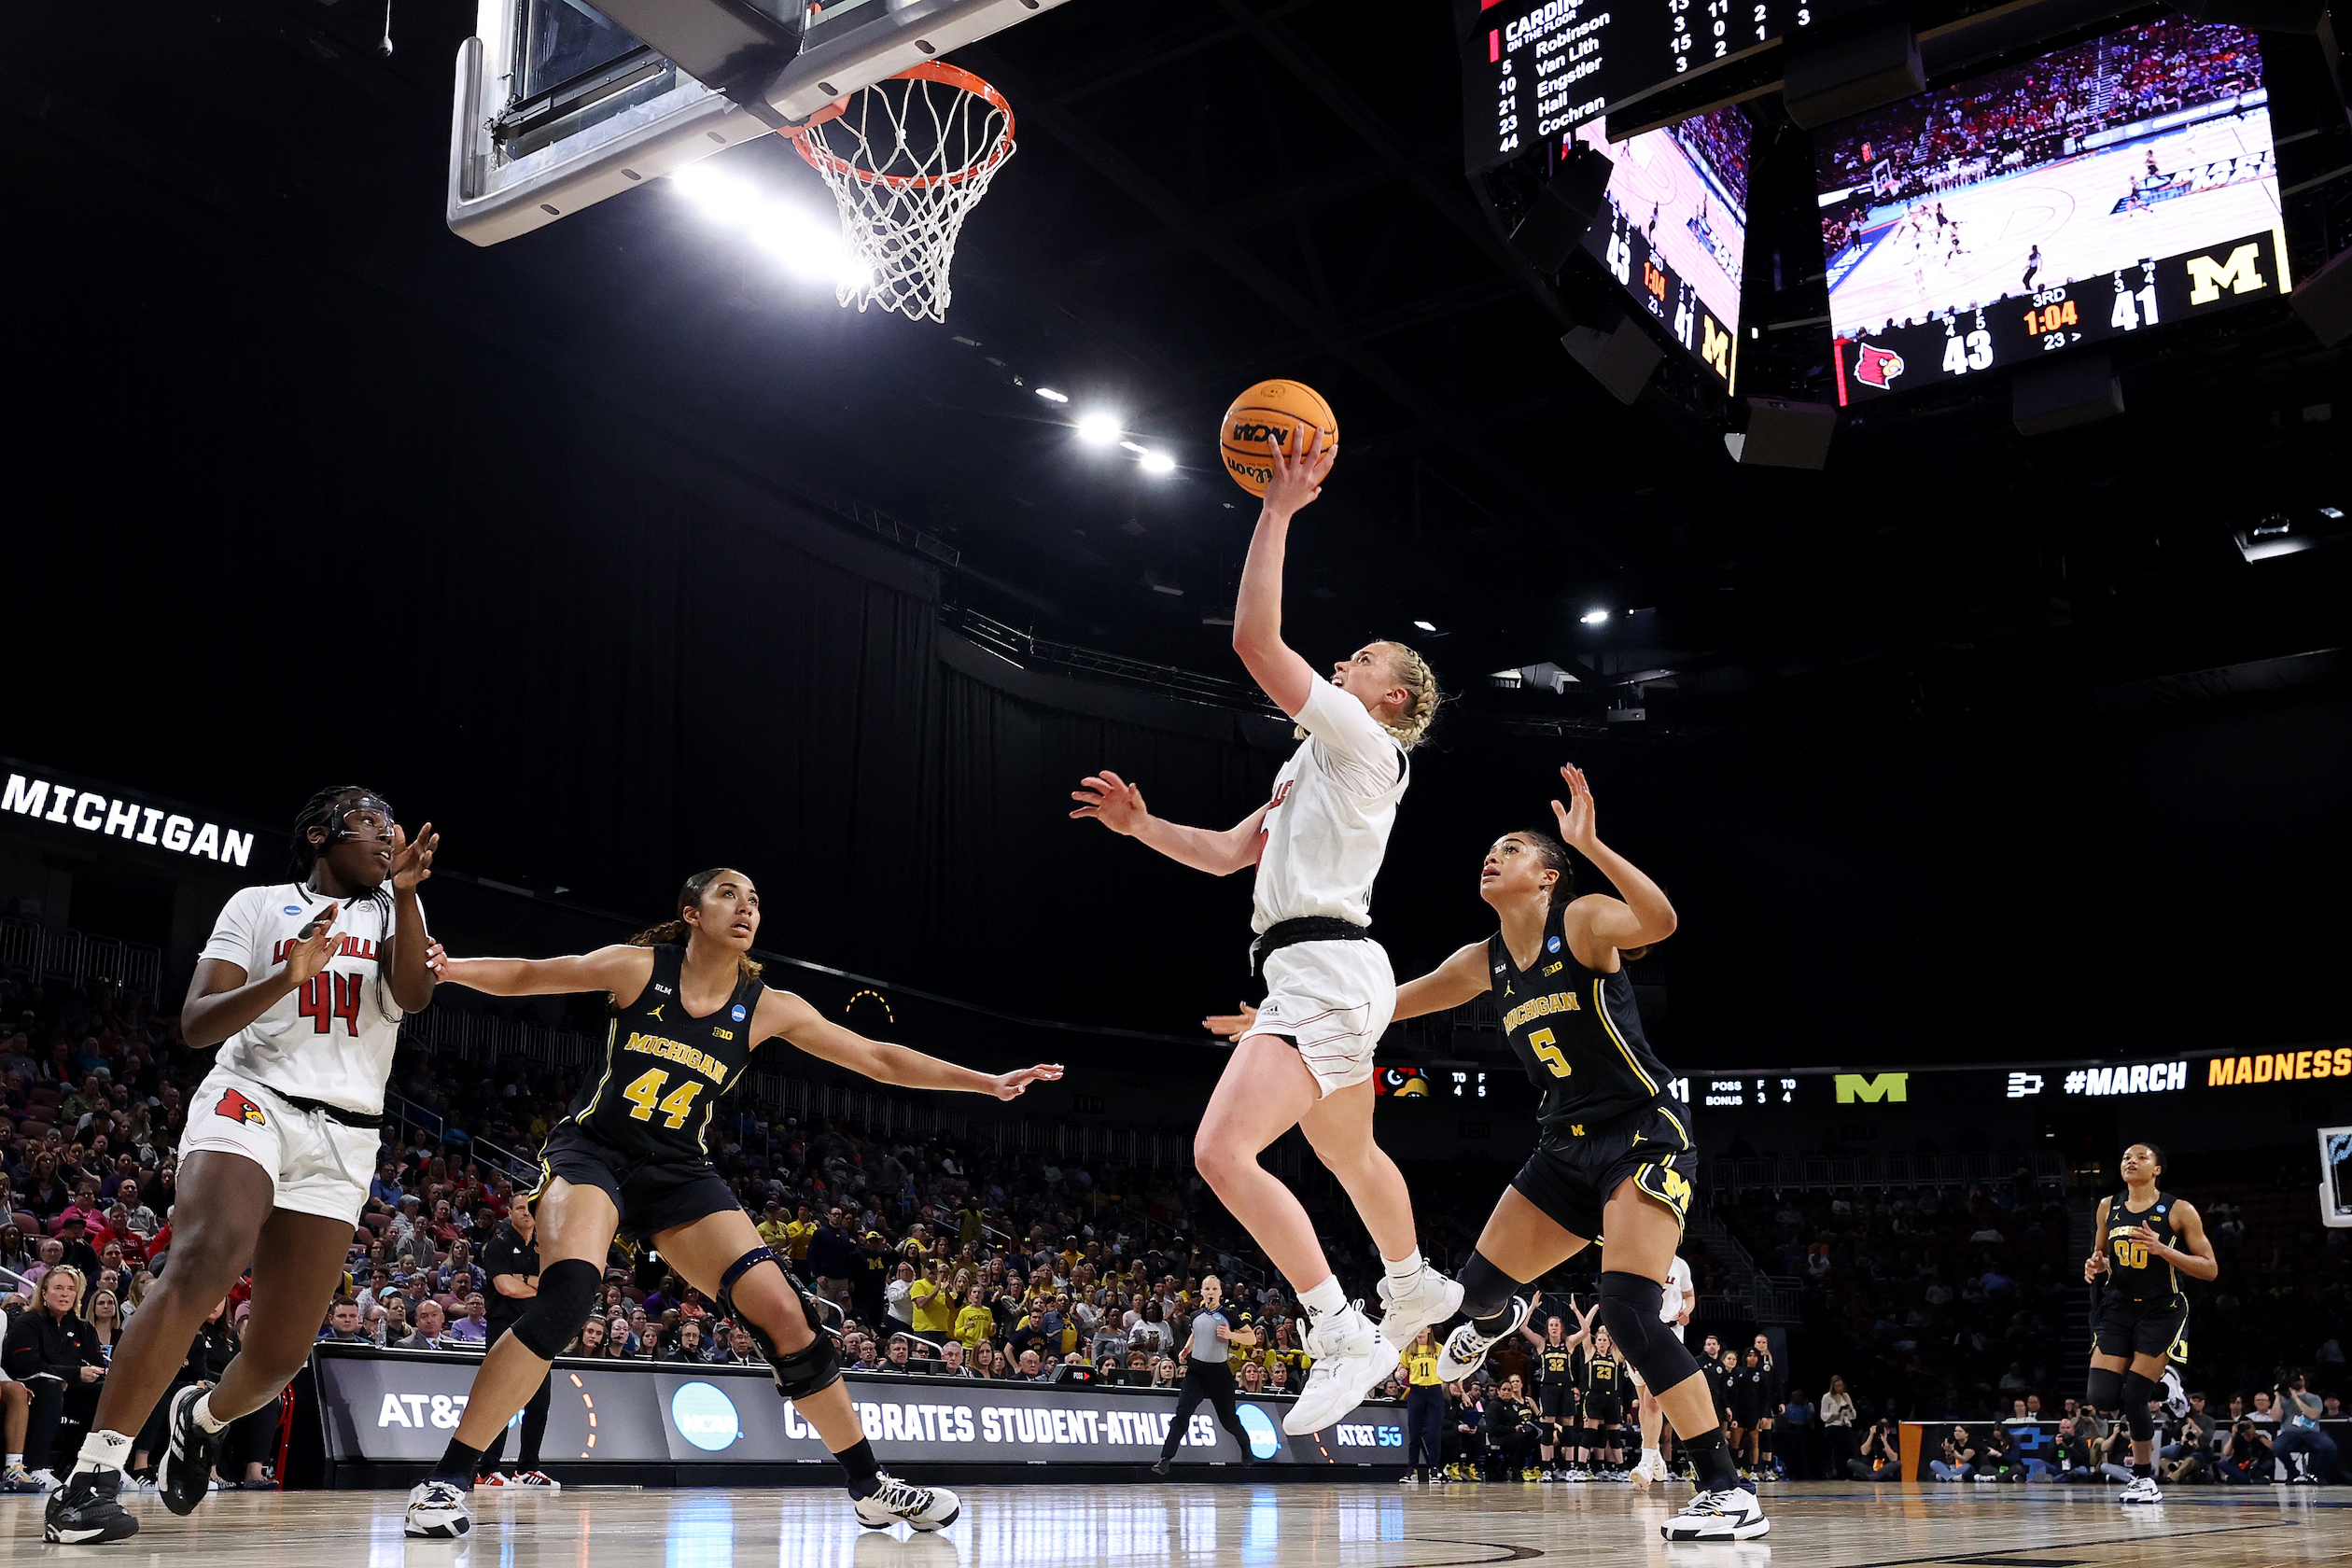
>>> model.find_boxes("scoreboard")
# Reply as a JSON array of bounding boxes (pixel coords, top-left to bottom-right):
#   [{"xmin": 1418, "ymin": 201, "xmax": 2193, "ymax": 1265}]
[
  {"xmin": 1831, "ymin": 226, "xmax": 2295, "ymax": 402},
  {"xmin": 1462, "ymin": 0, "xmax": 1815, "ymax": 171}
]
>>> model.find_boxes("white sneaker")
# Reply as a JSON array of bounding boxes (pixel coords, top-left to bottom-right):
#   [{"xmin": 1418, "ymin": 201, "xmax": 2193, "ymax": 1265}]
[
  {"xmin": 404, "ymin": 1479, "xmax": 472, "ymax": 1538},
  {"xmin": 1284, "ymin": 1304, "xmax": 1400, "ymax": 1435},
  {"xmin": 2118, "ymin": 1475, "xmax": 2163, "ymax": 1505},
  {"xmin": 1376, "ymin": 1264, "xmax": 1464, "ymax": 1347},
  {"xmin": 2158, "ymin": 1366, "xmax": 2190, "ymax": 1420},
  {"xmin": 1662, "ymin": 1487, "xmax": 1770, "ymax": 1541},
  {"xmin": 508, "ymin": 1470, "xmax": 562, "ymax": 1491},
  {"xmin": 25, "ymin": 1468, "xmax": 62, "ymax": 1492},
  {"xmin": 1435, "ymin": 1295, "xmax": 1532, "ymax": 1381},
  {"xmin": 855, "ymin": 1473, "xmax": 960, "ymax": 1532}
]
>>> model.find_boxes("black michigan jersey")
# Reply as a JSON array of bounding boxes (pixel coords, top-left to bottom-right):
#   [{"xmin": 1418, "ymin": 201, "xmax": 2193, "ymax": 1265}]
[
  {"xmin": 565, "ymin": 945, "xmax": 764, "ymax": 1162},
  {"xmin": 2103, "ymin": 1187, "xmax": 2184, "ymax": 1302},
  {"xmin": 1491, "ymin": 903, "xmax": 1677, "ymax": 1131}
]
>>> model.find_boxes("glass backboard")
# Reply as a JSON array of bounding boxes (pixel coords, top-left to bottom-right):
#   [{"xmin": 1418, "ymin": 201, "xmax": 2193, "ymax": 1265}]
[{"xmin": 449, "ymin": 0, "xmax": 1073, "ymax": 245}]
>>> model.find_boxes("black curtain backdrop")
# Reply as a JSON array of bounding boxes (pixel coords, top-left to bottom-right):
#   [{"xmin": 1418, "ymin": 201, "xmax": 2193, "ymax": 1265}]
[{"xmin": 9, "ymin": 81, "xmax": 2349, "ymax": 1079}]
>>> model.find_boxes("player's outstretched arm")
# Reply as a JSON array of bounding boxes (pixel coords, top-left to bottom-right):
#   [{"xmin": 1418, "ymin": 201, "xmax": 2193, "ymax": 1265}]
[
  {"xmin": 1071, "ymin": 772, "xmax": 1269, "ymax": 876},
  {"xmin": 426, "ymin": 943, "xmax": 652, "ymax": 1000},
  {"xmin": 1552, "ymin": 764, "xmax": 1678, "ymax": 955},
  {"xmin": 761, "ymin": 990, "xmax": 1063, "ymax": 1101},
  {"xmin": 1230, "ymin": 426, "xmax": 1336, "ymax": 718},
  {"xmin": 1394, "ymin": 942, "xmax": 1492, "ymax": 1021},
  {"xmin": 385, "ymin": 821, "xmax": 440, "ymax": 1014}
]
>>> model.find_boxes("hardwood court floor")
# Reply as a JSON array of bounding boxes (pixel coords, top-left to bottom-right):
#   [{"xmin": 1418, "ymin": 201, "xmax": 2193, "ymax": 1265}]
[{"xmin": 7, "ymin": 1480, "xmax": 2348, "ymax": 1566}]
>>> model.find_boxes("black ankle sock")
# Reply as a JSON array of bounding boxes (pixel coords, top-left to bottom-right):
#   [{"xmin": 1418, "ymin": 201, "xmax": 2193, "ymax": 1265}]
[
  {"xmin": 2133, "ymin": 1462, "xmax": 2152, "ymax": 1480},
  {"xmin": 835, "ymin": 1437, "xmax": 882, "ymax": 1498},
  {"xmin": 431, "ymin": 1438, "xmax": 486, "ymax": 1489},
  {"xmin": 1681, "ymin": 1428, "xmax": 1739, "ymax": 1492}
]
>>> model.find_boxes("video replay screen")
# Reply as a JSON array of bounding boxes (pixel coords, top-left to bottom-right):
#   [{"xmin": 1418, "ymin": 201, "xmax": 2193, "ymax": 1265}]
[
  {"xmin": 1813, "ymin": 19, "xmax": 2286, "ymax": 399},
  {"xmin": 1573, "ymin": 102, "xmax": 1754, "ymax": 386}
]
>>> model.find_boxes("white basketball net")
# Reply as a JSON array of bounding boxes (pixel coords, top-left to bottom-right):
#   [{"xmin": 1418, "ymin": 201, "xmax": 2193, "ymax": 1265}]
[{"xmin": 790, "ymin": 65, "xmax": 1015, "ymax": 324}]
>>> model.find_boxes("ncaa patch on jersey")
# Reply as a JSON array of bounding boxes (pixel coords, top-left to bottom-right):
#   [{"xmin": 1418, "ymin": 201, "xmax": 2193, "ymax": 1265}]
[
  {"xmin": 1547, "ymin": 934, "xmax": 1561, "ymax": 953},
  {"xmin": 283, "ymin": 905, "xmax": 301, "ymax": 915},
  {"xmin": 731, "ymin": 1003, "xmax": 747, "ymax": 1022}
]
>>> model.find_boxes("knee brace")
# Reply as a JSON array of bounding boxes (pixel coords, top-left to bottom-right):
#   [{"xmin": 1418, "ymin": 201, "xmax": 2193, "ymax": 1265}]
[
  {"xmin": 511, "ymin": 1257, "xmax": 602, "ymax": 1359},
  {"xmin": 2085, "ymin": 1365, "xmax": 2125, "ymax": 1413},
  {"xmin": 2120, "ymin": 1371, "xmax": 2158, "ymax": 1442},
  {"xmin": 717, "ymin": 1247, "xmax": 843, "ymax": 1401},
  {"xmin": 1458, "ymin": 1251, "xmax": 1526, "ymax": 1326},
  {"xmin": 1597, "ymin": 1271, "xmax": 1701, "ymax": 1395}
]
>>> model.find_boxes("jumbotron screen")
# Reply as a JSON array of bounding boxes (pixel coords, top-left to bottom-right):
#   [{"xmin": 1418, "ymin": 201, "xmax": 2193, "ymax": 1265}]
[
  {"xmin": 1813, "ymin": 19, "xmax": 2287, "ymax": 400},
  {"xmin": 1571, "ymin": 102, "xmax": 1753, "ymax": 386}
]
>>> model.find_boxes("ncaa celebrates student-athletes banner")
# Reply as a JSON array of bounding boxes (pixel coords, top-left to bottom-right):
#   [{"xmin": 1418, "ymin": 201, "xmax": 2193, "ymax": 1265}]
[{"xmin": 309, "ymin": 1347, "xmax": 1404, "ymax": 1471}]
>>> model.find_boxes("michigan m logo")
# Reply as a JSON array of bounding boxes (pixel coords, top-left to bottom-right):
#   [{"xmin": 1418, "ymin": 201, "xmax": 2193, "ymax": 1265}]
[
  {"xmin": 2186, "ymin": 243, "xmax": 2265, "ymax": 304},
  {"xmin": 1835, "ymin": 1072, "xmax": 1909, "ymax": 1103}
]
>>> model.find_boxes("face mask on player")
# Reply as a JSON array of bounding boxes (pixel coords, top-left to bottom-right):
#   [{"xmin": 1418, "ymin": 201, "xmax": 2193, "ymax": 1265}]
[{"xmin": 326, "ymin": 796, "xmax": 397, "ymax": 845}]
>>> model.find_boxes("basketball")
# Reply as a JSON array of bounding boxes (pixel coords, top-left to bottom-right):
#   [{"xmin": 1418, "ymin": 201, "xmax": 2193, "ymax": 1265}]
[{"xmin": 1220, "ymin": 379, "xmax": 1338, "ymax": 497}]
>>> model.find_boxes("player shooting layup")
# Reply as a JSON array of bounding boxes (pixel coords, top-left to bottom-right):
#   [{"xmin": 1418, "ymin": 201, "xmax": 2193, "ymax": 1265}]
[{"xmin": 1071, "ymin": 427, "xmax": 1456, "ymax": 1435}]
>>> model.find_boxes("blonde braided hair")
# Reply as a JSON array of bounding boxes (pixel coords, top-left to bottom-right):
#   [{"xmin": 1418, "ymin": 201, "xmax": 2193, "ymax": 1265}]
[{"xmin": 1375, "ymin": 641, "xmax": 1442, "ymax": 750}]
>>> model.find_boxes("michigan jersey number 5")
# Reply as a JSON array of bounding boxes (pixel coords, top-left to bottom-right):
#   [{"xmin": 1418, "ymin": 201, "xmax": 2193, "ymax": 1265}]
[
  {"xmin": 1528, "ymin": 1027, "xmax": 1572, "ymax": 1078},
  {"xmin": 621, "ymin": 1068, "xmax": 704, "ymax": 1128}
]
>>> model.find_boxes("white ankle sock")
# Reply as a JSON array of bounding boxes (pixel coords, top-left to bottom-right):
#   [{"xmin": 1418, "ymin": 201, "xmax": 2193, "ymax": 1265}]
[
  {"xmin": 191, "ymin": 1392, "xmax": 231, "ymax": 1435},
  {"xmin": 7, "ymin": 1453, "xmax": 21, "ymax": 1469},
  {"xmin": 73, "ymin": 1429, "xmax": 133, "ymax": 1476},
  {"xmin": 1381, "ymin": 1249, "xmax": 1423, "ymax": 1284},
  {"xmin": 1299, "ymin": 1277, "xmax": 1347, "ymax": 1318}
]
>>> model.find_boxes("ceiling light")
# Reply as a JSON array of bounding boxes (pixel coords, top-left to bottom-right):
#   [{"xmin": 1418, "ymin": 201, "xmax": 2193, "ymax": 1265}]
[
  {"xmin": 2323, "ymin": 506, "xmax": 2345, "ymax": 519},
  {"xmin": 1413, "ymin": 620, "xmax": 1436, "ymax": 631},
  {"xmin": 1118, "ymin": 440, "xmax": 1145, "ymax": 454},
  {"xmin": 1076, "ymin": 413, "xmax": 1121, "ymax": 445},
  {"xmin": 1034, "ymin": 386, "xmax": 1070, "ymax": 403},
  {"xmin": 1581, "ymin": 609, "xmax": 1611, "ymax": 624},
  {"xmin": 1139, "ymin": 451, "xmax": 1176, "ymax": 474}
]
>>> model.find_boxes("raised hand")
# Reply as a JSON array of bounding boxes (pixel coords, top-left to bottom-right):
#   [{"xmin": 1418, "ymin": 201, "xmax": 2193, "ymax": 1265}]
[
  {"xmin": 1203, "ymin": 1002, "xmax": 1260, "ymax": 1042},
  {"xmin": 389, "ymin": 821, "xmax": 439, "ymax": 892},
  {"xmin": 1069, "ymin": 771, "xmax": 1150, "ymax": 836},
  {"xmin": 286, "ymin": 903, "xmax": 342, "ymax": 984},
  {"xmin": 988, "ymin": 1064, "xmax": 1065, "ymax": 1101},
  {"xmin": 1263, "ymin": 423, "xmax": 1335, "ymax": 518},
  {"xmin": 1550, "ymin": 763, "xmax": 1599, "ymax": 853}
]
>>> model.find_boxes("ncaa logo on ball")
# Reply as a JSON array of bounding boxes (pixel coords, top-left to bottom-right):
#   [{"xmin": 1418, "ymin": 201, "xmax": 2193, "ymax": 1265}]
[{"xmin": 670, "ymin": 1382, "xmax": 741, "ymax": 1450}]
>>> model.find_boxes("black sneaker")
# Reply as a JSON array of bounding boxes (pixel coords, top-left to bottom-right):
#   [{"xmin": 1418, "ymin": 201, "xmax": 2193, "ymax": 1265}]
[
  {"xmin": 161, "ymin": 1382, "xmax": 222, "ymax": 1517},
  {"xmin": 44, "ymin": 1470, "xmax": 140, "ymax": 1544},
  {"xmin": 1151, "ymin": 1456, "xmax": 1173, "ymax": 1477}
]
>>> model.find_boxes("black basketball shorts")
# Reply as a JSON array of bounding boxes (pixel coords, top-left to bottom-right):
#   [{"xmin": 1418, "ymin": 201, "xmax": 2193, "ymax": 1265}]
[
  {"xmin": 535, "ymin": 1120, "xmax": 742, "ymax": 1244},
  {"xmin": 1538, "ymin": 1382, "xmax": 1573, "ymax": 1420},
  {"xmin": 1511, "ymin": 1096, "xmax": 1698, "ymax": 1243},
  {"xmin": 2093, "ymin": 1291, "xmax": 2190, "ymax": 1363},
  {"xmin": 1584, "ymin": 1393, "xmax": 1623, "ymax": 1425}
]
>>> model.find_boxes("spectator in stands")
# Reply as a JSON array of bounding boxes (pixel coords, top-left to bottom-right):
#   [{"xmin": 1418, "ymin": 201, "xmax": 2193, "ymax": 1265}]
[
  {"xmin": 0, "ymin": 1225, "xmax": 32, "ymax": 1279},
  {"xmin": 396, "ymin": 1299, "xmax": 449, "ymax": 1351},
  {"xmin": 936, "ymin": 1340, "xmax": 974, "ymax": 1379},
  {"xmin": 445, "ymin": 1294, "xmax": 490, "ymax": 1345},
  {"xmin": 4, "ymin": 1264, "xmax": 104, "ymax": 1478},
  {"xmin": 1018, "ymin": 1348, "xmax": 1051, "ymax": 1382},
  {"xmin": 568, "ymin": 1318, "xmax": 606, "ymax": 1357},
  {"xmin": 809, "ymin": 1207, "xmax": 858, "ymax": 1307},
  {"xmin": 601, "ymin": 1319, "xmax": 636, "ymax": 1360},
  {"xmin": 668, "ymin": 1321, "xmax": 708, "ymax": 1364},
  {"xmin": 317, "ymin": 1298, "xmax": 370, "ymax": 1345}
]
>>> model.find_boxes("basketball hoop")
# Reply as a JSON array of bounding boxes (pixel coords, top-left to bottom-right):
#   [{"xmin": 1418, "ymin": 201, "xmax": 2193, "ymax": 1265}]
[{"xmin": 787, "ymin": 63, "xmax": 1015, "ymax": 324}]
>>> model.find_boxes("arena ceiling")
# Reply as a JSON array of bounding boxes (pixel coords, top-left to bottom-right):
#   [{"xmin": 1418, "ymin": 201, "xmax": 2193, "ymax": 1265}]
[{"xmin": 10, "ymin": 0, "xmax": 2347, "ymax": 734}]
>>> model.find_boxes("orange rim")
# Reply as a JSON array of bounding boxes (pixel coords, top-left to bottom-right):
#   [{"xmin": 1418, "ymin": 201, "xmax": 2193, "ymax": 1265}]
[{"xmin": 786, "ymin": 63, "xmax": 1015, "ymax": 190}]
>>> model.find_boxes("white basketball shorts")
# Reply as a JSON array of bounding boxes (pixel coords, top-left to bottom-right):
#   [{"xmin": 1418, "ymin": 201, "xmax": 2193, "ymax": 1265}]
[
  {"xmin": 178, "ymin": 1065, "xmax": 376, "ymax": 1223},
  {"xmin": 1250, "ymin": 938, "xmax": 1395, "ymax": 1098}
]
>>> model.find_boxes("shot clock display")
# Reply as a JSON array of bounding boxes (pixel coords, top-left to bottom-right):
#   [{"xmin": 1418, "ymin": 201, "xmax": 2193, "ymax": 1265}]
[{"xmin": 1815, "ymin": 19, "xmax": 2285, "ymax": 400}]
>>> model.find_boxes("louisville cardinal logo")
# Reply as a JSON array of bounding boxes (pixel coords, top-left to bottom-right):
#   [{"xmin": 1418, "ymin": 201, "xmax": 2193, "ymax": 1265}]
[
  {"xmin": 1855, "ymin": 342, "xmax": 1905, "ymax": 388},
  {"xmin": 215, "ymin": 1087, "xmax": 269, "ymax": 1126}
]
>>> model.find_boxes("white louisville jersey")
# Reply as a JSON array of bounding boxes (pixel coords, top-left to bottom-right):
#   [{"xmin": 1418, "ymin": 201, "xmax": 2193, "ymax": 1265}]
[
  {"xmin": 1251, "ymin": 677, "xmax": 1410, "ymax": 933},
  {"xmin": 1663, "ymin": 1253, "xmax": 1695, "ymax": 1323},
  {"xmin": 200, "ymin": 882, "xmax": 416, "ymax": 1116}
]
